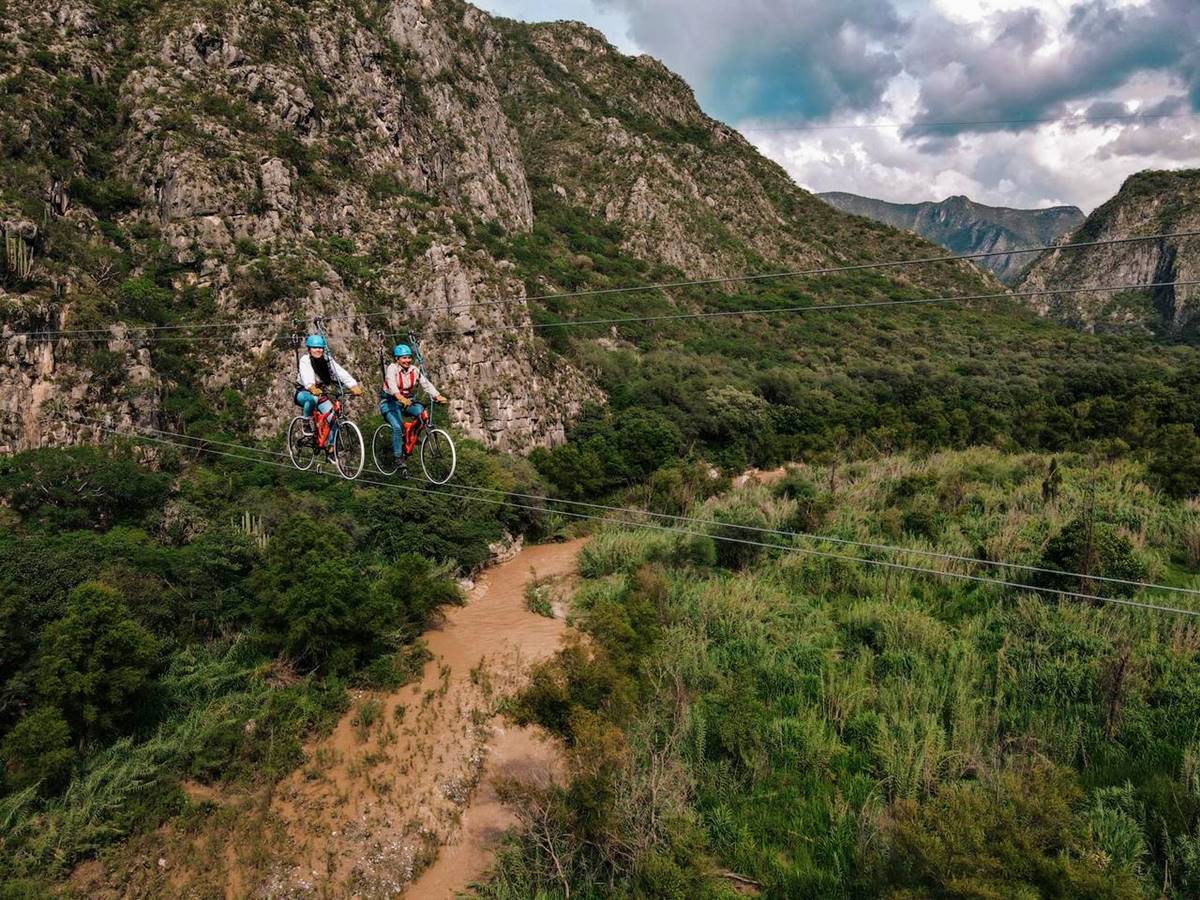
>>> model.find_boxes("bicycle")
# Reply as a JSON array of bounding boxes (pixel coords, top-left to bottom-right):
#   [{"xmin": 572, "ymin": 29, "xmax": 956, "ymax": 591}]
[
  {"xmin": 287, "ymin": 385, "xmax": 365, "ymax": 480},
  {"xmin": 371, "ymin": 394, "xmax": 457, "ymax": 484}
]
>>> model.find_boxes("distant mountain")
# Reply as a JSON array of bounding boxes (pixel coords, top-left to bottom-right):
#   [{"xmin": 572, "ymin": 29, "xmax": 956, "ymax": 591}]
[
  {"xmin": 818, "ymin": 192, "xmax": 1084, "ymax": 283},
  {"xmin": 1018, "ymin": 169, "xmax": 1200, "ymax": 338}
]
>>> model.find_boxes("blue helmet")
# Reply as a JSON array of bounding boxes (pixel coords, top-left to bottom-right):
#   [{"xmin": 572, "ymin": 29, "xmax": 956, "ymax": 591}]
[
  {"xmin": 305, "ymin": 334, "xmax": 327, "ymax": 349},
  {"xmin": 393, "ymin": 343, "xmax": 413, "ymax": 358}
]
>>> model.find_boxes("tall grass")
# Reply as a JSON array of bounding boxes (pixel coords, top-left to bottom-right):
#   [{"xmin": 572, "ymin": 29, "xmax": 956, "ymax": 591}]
[{"xmin": 489, "ymin": 448, "xmax": 1200, "ymax": 898}]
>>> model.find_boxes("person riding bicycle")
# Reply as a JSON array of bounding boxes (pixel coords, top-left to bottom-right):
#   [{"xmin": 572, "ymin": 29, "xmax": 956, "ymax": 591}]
[
  {"xmin": 295, "ymin": 335, "xmax": 364, "ymax": 458},
  {"xmin": 381, "ymin": 343, "xmax": 447, "ymax": 473}
]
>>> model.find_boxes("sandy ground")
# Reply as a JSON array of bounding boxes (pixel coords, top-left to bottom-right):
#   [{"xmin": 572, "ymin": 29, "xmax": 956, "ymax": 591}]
[
  {"xmin": 71, "ymin": 539, "xmax": 584, "ymax": 899},
  {"xmin": 731, "ymin": 466, "xmax": 789, "ymax": 489}
]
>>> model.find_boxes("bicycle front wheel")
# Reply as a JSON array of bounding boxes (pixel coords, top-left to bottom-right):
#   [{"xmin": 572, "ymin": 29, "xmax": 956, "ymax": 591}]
[
  {"xmin": 334, "ymin": 420, "xmax": 365, "ymax": 480},
  {"xmin": 420, "ymin": 428, "xmax": 457, "ymax": 484},
  {"xmin": 287, "ymin": 416, "xmax": 316, "ymax": 471},
  {"xmin": 371, "ymin": 423, "xmax": 398, "ymax": 475}
]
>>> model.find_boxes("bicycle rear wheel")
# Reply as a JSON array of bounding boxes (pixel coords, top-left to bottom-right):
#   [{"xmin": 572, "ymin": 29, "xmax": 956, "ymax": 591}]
[
  {"xmin": 334, "ymin": 420, "xmax": 365, "ymax": 480},
  {"xmin": 419, "ymin": 428, "xmax": 456, "ymax": 484},
  {"xmin": 287, "ymin": 416, "xmax": 316, "ymax": 471},
  {"xmin": 371, "ymin": 423, "xmax": 398, "ymax": 475}
]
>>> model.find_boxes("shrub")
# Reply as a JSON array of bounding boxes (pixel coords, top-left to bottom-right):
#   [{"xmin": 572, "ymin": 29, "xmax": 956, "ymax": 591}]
[
  {"xmin": 709, "ymin": 505, "xmax": 772, "ymax": 570},
  {"xmin": 1038, "ymin": 518, "xmax": 1148, "ymax": 599},
  {"xmin": 0, "ymin": 446, "xmax": 171, "ymax": 531},
  {"xmin": 69, "ymin": 177, "xmax": 140, "ymax": 219},
  {"xmin": 35, "ymin": 582, "xmax": 160, "ymax": 740},
  {"xmin": 116, "ymin": 277, "xmax": 172, "ymax": 324},
  {"xmin": 253, "ymin": 523, "xmax": 459, "ymax": 672},
  {"xmin": 1149, "ymin": 424, "xmax": 1200, "ymax": 498},
  {"xmin": 0, "ymin": 707, "xmax": 76, "ymax": 796},
  {"xmin": 533, "ymin": 406, "xmax": 685, "ymax": 499},
  {"xmin": 874, "ymin": 757, "xmax": 1142, "ymax": 897}
]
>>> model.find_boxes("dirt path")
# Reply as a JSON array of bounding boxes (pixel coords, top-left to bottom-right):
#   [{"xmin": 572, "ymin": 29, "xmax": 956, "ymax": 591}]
[
  {"xmin": 261, "ymin": 538, "xmax": 586, "ymax": 897},
  {"xmin": 402, "ymin": 540, "xmax": 581, "ymax": 899},
  {"xmin": 73, "ymin": 539, "xmax": 584, "ymax": 899}
]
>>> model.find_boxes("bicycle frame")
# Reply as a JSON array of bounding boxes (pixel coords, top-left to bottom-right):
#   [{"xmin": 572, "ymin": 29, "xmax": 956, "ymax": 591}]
[{"xmin": 312, "ymin": 388, "xmax": 351, "ymax": 449}]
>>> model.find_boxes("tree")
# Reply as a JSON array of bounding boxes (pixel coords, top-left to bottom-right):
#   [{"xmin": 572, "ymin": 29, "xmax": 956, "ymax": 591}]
[
  {"xmin": 253, "ymin": 516, "xmax": 462, "ymax": 672},
  {"xmin": 0, "ymin": 706, "xmax": 75, "ymax": 795},
  {"xmin": 1038, "ymin": 518, "xmax": 1148, "ymax": 599},
  {"xmin": 1148, "ymin": 424, "xmax": 1200, "ymax": 498},
  {"xmin": 0, "ymin": 446, "xmax": 170, "ymax": 530},
  {"xmin": 35, "ymin": 582, "xmax": 160, "ymax": 740}
]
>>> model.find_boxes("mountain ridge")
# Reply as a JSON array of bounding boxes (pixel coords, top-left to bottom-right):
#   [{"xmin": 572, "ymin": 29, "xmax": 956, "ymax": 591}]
[{"xmin": 818, "ymin": 190, "xmax": 1084, "ymax": 283}]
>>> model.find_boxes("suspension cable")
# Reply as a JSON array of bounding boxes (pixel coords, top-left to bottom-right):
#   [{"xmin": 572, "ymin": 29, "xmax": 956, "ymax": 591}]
[
  {"xmin": 16, "ymin": 278, "xmax": 1200, "ymax": 348},
  {"xmin": 55, "ymin": 414, "xmax": 1200, "ymax": 616},
  {"xmin": 394, "ymin": 278, "xmax": 1200, "ymax": 338},
  {"xmin": 72, "ymin": 413, "xmax": 1200, "ymax": 600},
  {"xmin": 11, "ymin": 229, "xmax": 1200, "ymax": 342}
]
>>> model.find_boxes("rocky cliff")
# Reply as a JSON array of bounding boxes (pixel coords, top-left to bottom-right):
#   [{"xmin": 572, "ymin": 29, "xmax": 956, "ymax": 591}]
[
  {"xmin": 1017, "ymin": 169, "xmax": 1200, "ymax": 337},
  {"xmin": 0, "ymin": 0, "xmax": 996, "ymax": 454},
  {"xmin": 818, "ymin": 192, "xmax": 1084, "ymax": 284}
]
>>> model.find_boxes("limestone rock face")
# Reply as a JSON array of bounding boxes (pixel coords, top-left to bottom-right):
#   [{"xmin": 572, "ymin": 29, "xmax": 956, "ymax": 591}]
[
  {"xmin": 1017, "ymin": 170, "xmax": 1200, "ymax": 336},
  {"xmin": 0, "ymin": 0, "xmax": 593, "ymax": 452}
]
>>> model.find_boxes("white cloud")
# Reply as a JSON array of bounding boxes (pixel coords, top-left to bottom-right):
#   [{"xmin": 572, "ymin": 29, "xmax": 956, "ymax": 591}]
[
  {"xmin": 473, "ymin": 0, "xmax": 1200, "ymax": 210},
  {"xmin": 745, "ymin": 110, "xmax": 1198, "ymax": 211}
]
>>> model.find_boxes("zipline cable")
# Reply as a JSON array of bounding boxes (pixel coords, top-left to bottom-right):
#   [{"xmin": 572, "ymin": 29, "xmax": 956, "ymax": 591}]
[
  {"xmin": 76, "ymin": 419, "xmax": 1200, "ymax": 618},
  {"xmin": 12, "ymin": 229, "xmax": 1200, "ymax": 341},
  {"xmin": 396, "ymin": 278, "xmax": 1200, "ymax": 338},
  {"xmin": 58, "ymin": 415, "xmax": 1200, "ymax": 614},
  {"xmin": 16, "ymin": 278, "xmax": 1200, "ymax": 347}
]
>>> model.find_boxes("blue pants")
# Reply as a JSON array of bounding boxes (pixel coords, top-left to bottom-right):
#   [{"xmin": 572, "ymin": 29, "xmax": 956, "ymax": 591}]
[
  {"xmin": 296, "ymin": 391, "xmax": 337, "ymax": 446},
  {"xmin": 380, "ymin": 397, "xmax": 424, "ymax": 457}
]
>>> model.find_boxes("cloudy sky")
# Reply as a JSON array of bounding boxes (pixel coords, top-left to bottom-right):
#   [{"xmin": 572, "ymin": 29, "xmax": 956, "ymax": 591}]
[{"xmin": 476, "ymin": 0, "xmax": 1199, "ymax": 211}]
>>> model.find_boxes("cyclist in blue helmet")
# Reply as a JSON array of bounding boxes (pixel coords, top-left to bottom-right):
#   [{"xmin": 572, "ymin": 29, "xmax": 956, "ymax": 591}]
[
  {"xmin": 295, "ymin": 334, "xmax": 363, "ymax": 457},
  {"xmin": 381, "ymin": 343, "xmax": 447, "ymax": 473}
]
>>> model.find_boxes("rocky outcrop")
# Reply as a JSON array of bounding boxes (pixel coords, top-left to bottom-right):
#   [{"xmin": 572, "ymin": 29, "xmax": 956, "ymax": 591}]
[
  {"xmin": 0, "ymin": 0, "xmax": 594, "ymax": 453},
  {"xmin": 1017, "ymin": 169, "xmax": 1200, "ymax": 337},
  {"xmin": 491, "ymin": 20, "xmax": 995, "ymax": 297},
  {"xmin": 818, "ymin": 192, "xmax": 1084, "ymax": 284}
]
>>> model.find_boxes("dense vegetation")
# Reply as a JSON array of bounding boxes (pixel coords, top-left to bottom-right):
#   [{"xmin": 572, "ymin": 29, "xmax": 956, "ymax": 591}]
[
  {"xmin": 0, "ymin": 436, "xmax": 545, "ymax": 890},
  {"xmin": 484, "ymin": 449, "xmax": 1200, "ymax": 898},
  {"xmin": 5, "ymin": 4, "xmax": 1200, "ymax": 897},
  {"xmin": 468, "ymin": 186, "xmax": 1200, "ymax": 499}
]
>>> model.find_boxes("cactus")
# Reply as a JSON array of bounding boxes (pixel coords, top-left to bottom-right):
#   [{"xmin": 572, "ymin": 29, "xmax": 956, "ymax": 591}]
[
  {"xmin": 236, "ymin": 510, "xmax": 269, "ymax": 550},
  {"xmin": 3, "ymin": 228, "xmax": 33, "ymax": 280}
]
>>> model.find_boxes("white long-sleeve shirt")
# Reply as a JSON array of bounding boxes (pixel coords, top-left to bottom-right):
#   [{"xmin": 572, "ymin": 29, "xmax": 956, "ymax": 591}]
[
  {"xmin": 296, "ymin": 353, "xmax": 358, "ymax": 391},
  {"xmin": 383, "ymin": 362, "xmax": 438, "ymax": 399}
]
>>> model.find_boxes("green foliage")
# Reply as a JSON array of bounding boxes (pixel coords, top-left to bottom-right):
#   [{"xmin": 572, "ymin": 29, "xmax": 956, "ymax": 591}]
[
  {"xmin": 1038, "ymin": 518, "xmax": 1148, "ymax": 599},
  {"xmin": 116, "ymin": 276, "xmax": 173, "ymax": 324},
  {"xmin": 1149, "ymin": 424, "xmax": 1200, "ymax": 498},
  {"xmin": 492, "ymin": 450, "xmax": 1200, "ymax": 897},
  {"xmin": 0, "ymin": 446, "xmax": 170, "ymax": 531},
  {"xmin": 709, "ymin": 505, "xmax": 771, "ymax": 570},
  {"xmin": 532, "ymin": 405, "xmax": 685, "ymax": 499},
  {"xmin": 477, "ymin": 179, "xmax": 1200, "ymax": 501},
  {"xmin": 250, "ymin": 518, "xmax": 460, "ymax": 672},
  {"xmin": 0, "ymin": 708, "xmax": 75, "ymax": 796},
  {"xmin": 69, "ymin": 177, "xmax": 139, "ymax": 220},
  {"xmin": 877, "ymin": 758, "xmax": 1142, "ymax": 898},
  {"xmin": 35, "ymin": 582, "xmax": 160, "ymax": 741},
  {"xmin": 0, "ymin": 431, "xmax": 508, "ymax": 877}
]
